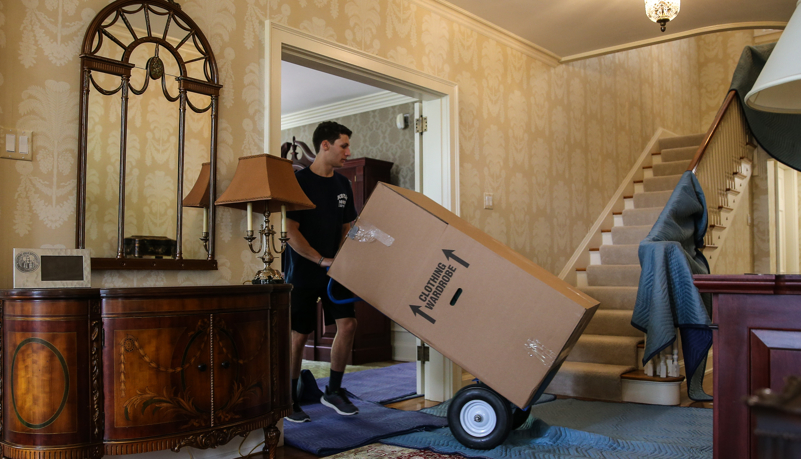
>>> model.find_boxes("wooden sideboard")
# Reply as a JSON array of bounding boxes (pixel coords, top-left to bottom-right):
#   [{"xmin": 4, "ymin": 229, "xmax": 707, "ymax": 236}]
[
  {"xmin": 0, "ymin": 284, "xmax": 291, "ymax": 459},
  {"xmin": 303, "ymin": 157, "xmax": 394, "ymax": 365},
  {"xmin": 694, "ymin": 274, "xmax": 801, "ymax": 459}
]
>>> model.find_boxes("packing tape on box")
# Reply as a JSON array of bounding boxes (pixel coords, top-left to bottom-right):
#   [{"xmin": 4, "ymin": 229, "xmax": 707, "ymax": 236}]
[
  {"xmin": 524, "ymin": 338, "xmax": 557, "ymax": 366},
  {"xmin": 347, "ymin": 222, "xmax": 394, "ymax": 247}
]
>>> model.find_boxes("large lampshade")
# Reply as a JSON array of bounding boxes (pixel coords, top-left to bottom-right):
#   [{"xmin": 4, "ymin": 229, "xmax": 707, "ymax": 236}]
[
  {"xmin": 745, "ymin": 0, "xmax": 801, "ymax": 113},
  {"xmin": 182, "ymin": 162, "xmax": 211, "ymax": 208},
  {"xmin": 215, "ymin": 154, "xmax": 314, "ymax": 212}
]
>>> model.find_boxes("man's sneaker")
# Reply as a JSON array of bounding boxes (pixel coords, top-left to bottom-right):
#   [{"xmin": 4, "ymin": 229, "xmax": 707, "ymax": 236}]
[
  {"xmin": 321, "ymin": 386, "xmax": 359, "ymax": 416},
  {"xmin": 285, "ymin": 403, "xmax": 311, "ymax": 423}
]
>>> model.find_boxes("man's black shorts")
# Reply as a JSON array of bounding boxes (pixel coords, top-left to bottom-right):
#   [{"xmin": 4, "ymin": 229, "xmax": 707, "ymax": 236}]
[{"xmin": 291, "ymin": 281, "xmax": 355, "ymax": 334}]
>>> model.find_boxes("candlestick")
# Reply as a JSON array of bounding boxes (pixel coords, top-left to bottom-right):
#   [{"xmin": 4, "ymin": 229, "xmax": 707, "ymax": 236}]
[
  {"xmin": 281, "ymin": 205, "xmax": 287, "ymax": 233},
  {"xmin": 247, "ymin": 202, "xmax": 253, "ymax": 231},
  {"xmin": 202, "ymin": 207, "xmax": 208, "ymax": 233}
]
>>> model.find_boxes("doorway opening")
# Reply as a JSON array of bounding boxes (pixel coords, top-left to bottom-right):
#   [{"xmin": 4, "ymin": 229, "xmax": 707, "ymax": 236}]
[{"xmin": 266, "ymin": 21, "xmax": 461, "ymax": 402}]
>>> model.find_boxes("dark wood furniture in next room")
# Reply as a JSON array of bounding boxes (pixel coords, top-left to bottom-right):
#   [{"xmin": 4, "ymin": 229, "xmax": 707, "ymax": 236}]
[
  {"xmin": 303, "ymin": 157, "xmax": 395, "ymax": 365},
  {"xmin": 0, "ymin": 284, "xmax": 291, "ymax": 459},
  {"xmin": 694, "ymin": 274, "xmax": 801, "ymax": 459}
]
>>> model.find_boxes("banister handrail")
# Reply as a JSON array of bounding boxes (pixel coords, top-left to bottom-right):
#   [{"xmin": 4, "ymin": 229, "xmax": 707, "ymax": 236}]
[{"xmin": 687, "ymin": 90, "xmax": 738, "ymax": 172}]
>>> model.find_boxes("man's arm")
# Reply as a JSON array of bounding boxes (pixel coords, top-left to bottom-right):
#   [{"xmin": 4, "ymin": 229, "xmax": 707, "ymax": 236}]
[{"xmin": 285, "ymin": 218, "xmax": 333, "ymax": 268}]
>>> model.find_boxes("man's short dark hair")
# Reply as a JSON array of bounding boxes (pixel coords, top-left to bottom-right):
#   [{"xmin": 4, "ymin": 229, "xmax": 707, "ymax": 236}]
[{"xmin": 313, "ymin": 121, "xmax": 352, "ymax": 153}]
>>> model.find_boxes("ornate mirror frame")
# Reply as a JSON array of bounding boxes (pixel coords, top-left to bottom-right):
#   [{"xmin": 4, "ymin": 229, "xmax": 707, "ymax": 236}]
[{"xmin": 76, "ymin": 0, "xmax": 220, "ymax": 270}]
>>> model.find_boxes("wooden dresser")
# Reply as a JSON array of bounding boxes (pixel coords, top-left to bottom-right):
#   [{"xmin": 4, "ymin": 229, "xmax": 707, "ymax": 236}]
[
  {"xmin": 303, "ymin": 157, "xmax": 394, "ymax": 365},
  {"xmin": 0, "ymin": 284, "xmax": 291, "ymax": 459},
  {"xmin": 694, "ymin": 274, "xmax": 801, "ymax": 459}
]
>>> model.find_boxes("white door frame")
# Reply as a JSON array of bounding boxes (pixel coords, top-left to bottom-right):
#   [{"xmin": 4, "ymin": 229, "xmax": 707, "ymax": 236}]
[{"xmin": 264, "ymin": 22, "xmax": 461, "ymax": 401}]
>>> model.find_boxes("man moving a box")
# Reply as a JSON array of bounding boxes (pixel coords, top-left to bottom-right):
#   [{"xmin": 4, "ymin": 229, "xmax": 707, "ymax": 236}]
[{"xmin": 284, "ymin": 121, "xmax": 359, "ymax": 423}]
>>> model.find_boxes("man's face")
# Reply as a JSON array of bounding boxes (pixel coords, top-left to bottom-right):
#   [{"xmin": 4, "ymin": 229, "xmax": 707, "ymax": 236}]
[{"xmin": 322, "ymin": 134, "xmax": 351, "ymax": 168}]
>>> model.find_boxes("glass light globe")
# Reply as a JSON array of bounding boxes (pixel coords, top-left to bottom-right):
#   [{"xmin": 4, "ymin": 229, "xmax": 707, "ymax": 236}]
[{"xmin": 645, "ymin": 0, "xmax": 680, "ymax": 32}]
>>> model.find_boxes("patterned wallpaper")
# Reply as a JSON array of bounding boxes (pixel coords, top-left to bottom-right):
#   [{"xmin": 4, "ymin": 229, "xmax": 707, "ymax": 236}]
[
  {"xmin": 0, "ymin": 0, "xmax": 762, "ymax": 288},
  {"xmin": 281, "ymin": 102, "xmax": 416, "ymax": 190}
]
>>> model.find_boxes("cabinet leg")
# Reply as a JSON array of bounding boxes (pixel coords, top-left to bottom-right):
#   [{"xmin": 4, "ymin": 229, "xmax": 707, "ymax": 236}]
[{"xmin": 263, "ymin": 424, "xmax": 280, "ymax": 459}]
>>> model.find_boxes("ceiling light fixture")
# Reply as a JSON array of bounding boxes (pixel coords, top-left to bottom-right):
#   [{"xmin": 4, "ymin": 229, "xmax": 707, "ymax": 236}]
[{"xmin": 645, "ymin": 0, "xmax": 680, "ymax": 32}]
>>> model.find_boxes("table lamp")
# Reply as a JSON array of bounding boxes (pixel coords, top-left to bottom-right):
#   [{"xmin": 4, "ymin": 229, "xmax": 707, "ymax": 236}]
[
  {"xmin": 182, "ymin": 162, "xmax": 212, "ymax": 254},
  {"xmin": 215, "ymin": 154, "xmax": 315, "ymax": 283}
]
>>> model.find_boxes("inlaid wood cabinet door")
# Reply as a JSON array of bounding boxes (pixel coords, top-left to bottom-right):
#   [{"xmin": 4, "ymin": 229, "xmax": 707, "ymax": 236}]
[
  {"xmin": 3, "ymin": 296, "xmax": 95, "ymax": 450},
  {"xmin": 103, "ymin": 314, "xmax": 214, "ymax": 441},
  {"xmin": 212, "ymin": 310, "xmax": 272, "ymax": 423}
]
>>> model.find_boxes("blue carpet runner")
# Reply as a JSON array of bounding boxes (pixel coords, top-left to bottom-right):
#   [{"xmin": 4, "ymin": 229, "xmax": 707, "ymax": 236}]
[
  {"xmin": 383, "ymin": 398, "xmax": 712, "ymax": 458},
  {"xmin": 315, "ymin": 362, "xmax": 419, "ymax": 404}
]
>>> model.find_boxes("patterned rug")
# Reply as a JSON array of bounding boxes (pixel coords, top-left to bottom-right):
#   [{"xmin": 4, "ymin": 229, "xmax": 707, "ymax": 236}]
[{"xmin": 324, "ymin": 444, "xmax": 460, "ymax": 458}]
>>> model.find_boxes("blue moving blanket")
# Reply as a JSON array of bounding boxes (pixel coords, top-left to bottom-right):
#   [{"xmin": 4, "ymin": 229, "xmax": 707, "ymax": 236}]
[{"xmin": 631, "ymin": 171, "xmax": 712, "ymax": 401}]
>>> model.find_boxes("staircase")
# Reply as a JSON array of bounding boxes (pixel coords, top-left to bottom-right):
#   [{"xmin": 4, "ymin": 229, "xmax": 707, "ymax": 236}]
[{"xmin": 548, "ymin": 133, "xmax": 706, "ymax": 402}]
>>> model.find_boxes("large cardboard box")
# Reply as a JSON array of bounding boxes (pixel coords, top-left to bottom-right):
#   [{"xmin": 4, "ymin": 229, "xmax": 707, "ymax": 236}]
[{"xmin": 329, "ymin": 183, "xmax": 599, "ymax": 408}]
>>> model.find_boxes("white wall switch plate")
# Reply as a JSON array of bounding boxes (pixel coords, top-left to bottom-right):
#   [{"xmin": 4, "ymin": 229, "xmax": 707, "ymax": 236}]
[
  {"xmin": 483, "ymin": 192, "xmax": 493, "ymax": 210},
  {"xmin": 1, "ymin": 127, "xmax": 33, "ymax": 161}
]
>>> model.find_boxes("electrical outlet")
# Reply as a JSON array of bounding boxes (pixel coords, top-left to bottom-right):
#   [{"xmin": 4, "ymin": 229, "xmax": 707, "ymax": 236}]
[
  {"xmin": 483, "ymin": 192, "xmax": 493, "ymax": 210},
  {"xmin": 1, "ymin": 127, "xmax": 33, "ymax": 161}
]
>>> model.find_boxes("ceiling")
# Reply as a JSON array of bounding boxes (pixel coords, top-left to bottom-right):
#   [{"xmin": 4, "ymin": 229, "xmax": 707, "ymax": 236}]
[
  {"xmin": 443, "ymin": 0, "xmax": 795, "ymax": 58},
  {"xmin": 281, "ymin": 62, "xmax": 386, "ymax": 115}
]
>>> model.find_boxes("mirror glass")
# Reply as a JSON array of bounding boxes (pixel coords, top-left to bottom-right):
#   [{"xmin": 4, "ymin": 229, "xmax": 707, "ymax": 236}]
[{"xmin": 80, "ymin": 1, "xmax": 218, "ymax": 265}]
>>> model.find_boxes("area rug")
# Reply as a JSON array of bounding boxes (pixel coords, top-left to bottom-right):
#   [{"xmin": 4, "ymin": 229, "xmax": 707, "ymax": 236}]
[
  {"xmin": 382, "ymin": 399, "xmax": 712, "ymax": 459},
  {"xmin": 283, "ymin": 397, "xmax": 448, "ymax": 456},
  {"xmin": 315, "ymin": 362, "xmax": 419, "ymax": 404},
  {"xmin": 324, "ymin": 444, "xmax": 459, "ymax": 458}
]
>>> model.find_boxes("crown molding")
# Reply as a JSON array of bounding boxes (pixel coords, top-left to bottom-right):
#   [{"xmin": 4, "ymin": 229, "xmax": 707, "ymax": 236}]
[
  {"xmin": 560, "ymin": 21, "xmax": 788, "ymax": 63},
  {"xmin": 281, "ymin": 91, "xmax": 418, "ymax": 130},
  {"xmin": 410, "ymin": 0, "xmax": 561, "ymax": 68}
]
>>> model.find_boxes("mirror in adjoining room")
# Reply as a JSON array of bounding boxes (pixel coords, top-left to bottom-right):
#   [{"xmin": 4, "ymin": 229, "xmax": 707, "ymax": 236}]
[{"xmin": 77, "ymin": 0, "xmax": 221, "ymax": 270}]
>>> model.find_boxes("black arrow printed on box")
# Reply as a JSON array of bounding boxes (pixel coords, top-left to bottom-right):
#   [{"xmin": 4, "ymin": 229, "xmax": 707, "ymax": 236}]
[
  {"xmin": 410, "ymin": 305, "xmax": 436, "ymax": 324},
  {"xmin": 442, "ymin": 249, "xmax": 469, "ymax": 268}
]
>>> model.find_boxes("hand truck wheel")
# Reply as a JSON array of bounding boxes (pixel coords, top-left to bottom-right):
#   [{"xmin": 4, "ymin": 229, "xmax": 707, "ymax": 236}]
[{"xmin": 446, "ymin": 384, "xmax": 513, "ymax": 449}]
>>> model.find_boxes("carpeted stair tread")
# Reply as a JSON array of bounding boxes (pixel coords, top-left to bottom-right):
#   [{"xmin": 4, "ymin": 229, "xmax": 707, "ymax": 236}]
[
  {"xmin": 566, "ymin": 334, "xmax": 643, "ymax": 366},
  {"xmin": 661, "ymin": 145, "xmax": 698, "ymax": 162},
  {"xmin": 633, "ymin": 190, "xmax": 673, "ymax": 209},
  {"xmin": 622, "ymin": 207, "xmax": 663, "ymax": 226},
  {"xmin": 599, "ymin": 244, "xmax": 639, "ymax": 265},
  {"xmin": 579, "ymin": 286, "xmax": 638, "ymax": 310},
  {"xmin": 643, "ymin": 175, "xmax": 682, "ymax": 192},
  {"xmin": 586, "ymin": 264, "xmax": 641, "ymax": 286},
  {"xmin": 611, "ymin": 225, "xmax": 652, "ymax": 245},
  {"xmin": 653, "ymin": 160, "xmax": 691, "ymax": 177},
  {"xmin": 547, "ymin": 361, "xmax": 635, "ymax": 401},
  {"xmin": 658, "ymin": 133, "xmax": 705, "ymax": 150},
  {"xmin": 584, "ymin": 310, "xmax": 643, "ymax": 337}
]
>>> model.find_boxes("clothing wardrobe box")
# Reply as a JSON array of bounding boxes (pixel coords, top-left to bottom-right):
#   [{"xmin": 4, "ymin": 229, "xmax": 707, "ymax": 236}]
[{"xmin": 328, "ymin": 183, "xmax": 599, "ymax": 408}]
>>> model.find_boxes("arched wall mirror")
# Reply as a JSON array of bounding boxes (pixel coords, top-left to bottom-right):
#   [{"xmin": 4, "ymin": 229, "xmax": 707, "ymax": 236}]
[{"xmin": 76, "ymin": 0, "xmax": 220, "ymax": 270}]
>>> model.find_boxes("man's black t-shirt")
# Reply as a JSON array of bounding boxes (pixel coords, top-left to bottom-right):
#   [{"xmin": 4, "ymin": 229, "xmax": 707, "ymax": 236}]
[{"xmin": 285, "ymin": 167, "xmax": 357, "ymax": 288}]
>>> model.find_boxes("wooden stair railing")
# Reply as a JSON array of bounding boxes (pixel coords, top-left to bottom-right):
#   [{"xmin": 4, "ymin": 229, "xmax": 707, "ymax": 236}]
[{"xmin": 687, "ymin": 90, "xmax": 756, "ymax": 250}]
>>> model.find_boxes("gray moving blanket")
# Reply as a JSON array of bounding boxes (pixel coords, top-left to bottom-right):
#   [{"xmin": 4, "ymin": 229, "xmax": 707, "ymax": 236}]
[
  {"xmin": 730, "ymin": 43, "xmax": 801, "ymax": 171},
  {"xmin": 631, "ymin": 171, "xmax": 712, "ymax": 401}
]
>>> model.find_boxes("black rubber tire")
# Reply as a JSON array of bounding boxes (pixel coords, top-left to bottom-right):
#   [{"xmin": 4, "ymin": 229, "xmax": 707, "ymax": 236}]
[
  {"xmin": 447, "ymin": 385, "xmax": 513, "ymax": 450},
  {"xmin": 511, "ymin": 406, "xmax": 529, "ymax": 430}
]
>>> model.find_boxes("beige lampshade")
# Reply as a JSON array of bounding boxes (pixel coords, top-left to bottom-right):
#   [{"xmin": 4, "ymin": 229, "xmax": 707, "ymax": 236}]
[
  {"xmin": 745, "ymin": 0, "xmax": 801, "ymax": 113},
  {"xmin": 215, "ymin": 154, "xmax": 315, "ymax": 213},
  {"xmin": 182, "ymin": 162, "xmax": 211, "ymax": 208}
]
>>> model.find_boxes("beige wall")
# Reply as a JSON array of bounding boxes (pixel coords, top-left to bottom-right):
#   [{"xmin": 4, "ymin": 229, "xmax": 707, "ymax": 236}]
[
  {"xmin": 0, "ymin": 0, "xmax": 754, "ymax": 288},
  {"xmin": 281, "ymin": 102, "xmax": 416, "ymax": 190}
]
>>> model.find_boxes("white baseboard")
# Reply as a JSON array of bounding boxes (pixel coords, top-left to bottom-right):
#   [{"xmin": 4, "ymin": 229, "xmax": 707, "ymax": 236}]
[{"xmin": 622, "ymin": 379, "xmax": 682, "ymax": 405}]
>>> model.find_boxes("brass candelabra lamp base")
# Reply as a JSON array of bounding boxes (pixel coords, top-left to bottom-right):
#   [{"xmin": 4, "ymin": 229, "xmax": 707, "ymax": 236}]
[{"xmin": 245, "ymin": 210, "xmax": 288, "ymax": 284}]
